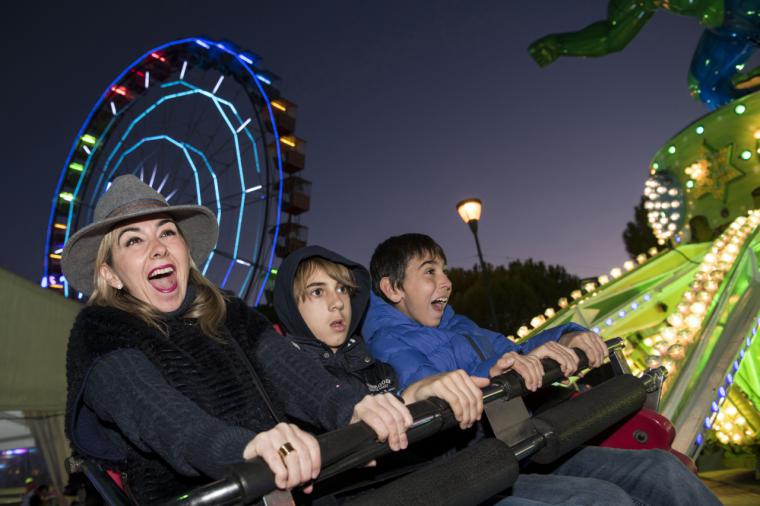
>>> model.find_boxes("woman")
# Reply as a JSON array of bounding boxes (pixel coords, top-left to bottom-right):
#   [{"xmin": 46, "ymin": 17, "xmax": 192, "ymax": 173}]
[{"xmin": 61, "ymin": 175, "xmax": 412, "ymax": 504}]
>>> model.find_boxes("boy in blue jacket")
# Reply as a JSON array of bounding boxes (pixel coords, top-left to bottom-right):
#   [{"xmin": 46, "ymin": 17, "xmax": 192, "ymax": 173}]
[
  {"xmin": 362, "ymin": 233, "xmax": 606, "ymax": 390},
  {"xmin": 362, "ymin": 233, "xmax": 720, "ymax": 506}
]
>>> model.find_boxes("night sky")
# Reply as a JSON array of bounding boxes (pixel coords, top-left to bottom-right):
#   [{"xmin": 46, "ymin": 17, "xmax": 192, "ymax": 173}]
[{"xmin": 2, "ymin": 1, "xmax": 710, "ymax": 287}]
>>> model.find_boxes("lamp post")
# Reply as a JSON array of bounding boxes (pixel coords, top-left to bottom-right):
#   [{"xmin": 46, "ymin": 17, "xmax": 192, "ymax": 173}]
[{"xmin": 456, "ymin": 198, "xmax": 498, "ymax": 329}]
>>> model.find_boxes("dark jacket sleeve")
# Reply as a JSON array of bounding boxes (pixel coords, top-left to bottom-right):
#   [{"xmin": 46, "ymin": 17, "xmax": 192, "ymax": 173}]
[
  {"xmin": 83, "ymin": 349, "xmax": 255, "ymax": 479},
  {"xmin": 241, "ymin": 306, "xmax": 366, "ymax": 431}
]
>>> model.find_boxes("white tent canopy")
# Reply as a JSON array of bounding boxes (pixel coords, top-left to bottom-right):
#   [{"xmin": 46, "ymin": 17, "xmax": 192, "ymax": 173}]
[
  {"xmin": 0, "ymin": 267, "xmax": 81, "ymax": 491},
  {"xmin": 0, "ymin": 412, "xmax": 34, "ymax": 451}
]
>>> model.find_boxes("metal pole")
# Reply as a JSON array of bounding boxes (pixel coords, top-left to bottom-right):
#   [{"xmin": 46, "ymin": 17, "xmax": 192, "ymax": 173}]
[{"xmin": 468, "ymin": 220, "xmax": 498, "ymax": 329}]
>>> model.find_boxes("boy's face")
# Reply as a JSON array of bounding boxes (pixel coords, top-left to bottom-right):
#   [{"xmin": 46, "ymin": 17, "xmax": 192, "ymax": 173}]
[
  {"xmin": 296, "ymin": 265, "xmax": 352, "ymax": 352},
  {"xmin": 393, "ymin": 254, "xmax": 452, "ymax": 327}
]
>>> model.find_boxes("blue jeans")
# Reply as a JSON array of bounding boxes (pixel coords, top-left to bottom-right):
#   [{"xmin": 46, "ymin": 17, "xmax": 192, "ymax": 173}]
[{"xmin": 495, "ymin": 447, "xmax": 721, "ymax": 506}]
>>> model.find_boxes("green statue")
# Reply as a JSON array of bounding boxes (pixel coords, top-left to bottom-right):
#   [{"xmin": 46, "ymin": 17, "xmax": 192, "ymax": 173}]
[{"xmin": 529, "ymin": 0, "xmax": 760, "ymax": 109}]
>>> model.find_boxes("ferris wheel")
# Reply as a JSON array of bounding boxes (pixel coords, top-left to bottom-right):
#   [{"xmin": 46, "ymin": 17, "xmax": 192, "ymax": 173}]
[{"xmin": 43, "ymin": 37, "xmax": 310, "ymax": 305}]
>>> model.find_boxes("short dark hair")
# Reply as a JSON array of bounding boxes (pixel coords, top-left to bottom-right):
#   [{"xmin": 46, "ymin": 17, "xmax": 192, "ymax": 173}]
[{"xmin": 370, "ymin": 233, "xmax": 447, "ymax": 299}]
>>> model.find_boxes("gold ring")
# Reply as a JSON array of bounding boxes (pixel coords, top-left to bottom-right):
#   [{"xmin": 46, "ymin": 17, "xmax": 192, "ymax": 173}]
[{"xmin": 278, "ymin": 442, "xmax": 296, "ymax": 462}]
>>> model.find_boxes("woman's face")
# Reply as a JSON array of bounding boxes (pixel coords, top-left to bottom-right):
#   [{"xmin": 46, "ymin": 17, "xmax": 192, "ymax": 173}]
[{"xmin": 101, "ymin": 216, "xmax": 191, "ymax": 313}]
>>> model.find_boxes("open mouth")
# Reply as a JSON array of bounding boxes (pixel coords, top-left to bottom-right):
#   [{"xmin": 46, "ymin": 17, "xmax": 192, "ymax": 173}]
[
  {"xmin": 330, "ymin": 319, "xmax": 346, "ymax": 332},
  {"xmin": 147, "ymin": 264, "xmax": 178, "ymax": 293},
  {"xmin": 431, "ymin": 297, "xmax": 448, "ymax": 312}
]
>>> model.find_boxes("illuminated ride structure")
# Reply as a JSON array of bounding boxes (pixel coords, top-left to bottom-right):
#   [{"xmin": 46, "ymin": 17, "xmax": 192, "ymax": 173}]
[
  {"xmin": 525, "ymin": 4, "xmax": 760, "ymax": 460},
  {"xmin": 42, "ymin": 37, "xmax": 311, "ymax": 306},
  {"xmin": 512, "ymin": 94, "xmax": 760, "ymax": 459}
]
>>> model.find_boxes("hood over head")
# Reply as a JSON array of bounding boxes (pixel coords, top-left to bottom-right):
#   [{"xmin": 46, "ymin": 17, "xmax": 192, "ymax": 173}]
[{"xmin": 274, "ymin": 246, "xmax": 370, "ymax": 347}]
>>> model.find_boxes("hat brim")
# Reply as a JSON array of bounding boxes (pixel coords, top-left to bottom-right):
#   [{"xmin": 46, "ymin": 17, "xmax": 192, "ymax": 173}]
[{"xmin": 61, "ymin": 205, "xmax": 219, "ymax": 295}]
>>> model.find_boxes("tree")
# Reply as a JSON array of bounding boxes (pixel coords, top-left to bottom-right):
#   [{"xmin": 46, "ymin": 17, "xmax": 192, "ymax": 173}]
[
  {"xmin": 447, "ymin": 260, "xmax": 579, "ymax": 335},
  {"xmin": 623, "ymin": 196, "xmax": 658, "ymax": 258}
]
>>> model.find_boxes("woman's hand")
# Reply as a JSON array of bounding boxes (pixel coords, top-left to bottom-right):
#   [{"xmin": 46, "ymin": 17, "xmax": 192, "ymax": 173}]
[
  {"xmin": 350, "ymin": 393, "xmax": 413, "ymax": 451},
  {"xmin": 402, "ymin": 370, "xmax": 489, "ymax": 429},
  {"xmin": 243, "ymin": 422, "xmax": 320, "ymax": 493},
  {"xmin": 559, "ymin": 331, "xmax": 607, "ymax": 368},
  {"xmin": 488, "ymin": 351, "xmax": 544, "ymax": 391},
  {"xmin": 527, "ymin": 341, "xmax": 580, "ymax": 377}
]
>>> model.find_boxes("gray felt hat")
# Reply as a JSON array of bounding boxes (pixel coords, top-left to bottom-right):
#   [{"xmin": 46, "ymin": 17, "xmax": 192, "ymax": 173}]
[{"xmin": 61, "ymin": 174, "xmax": 218, "ymax": 295}]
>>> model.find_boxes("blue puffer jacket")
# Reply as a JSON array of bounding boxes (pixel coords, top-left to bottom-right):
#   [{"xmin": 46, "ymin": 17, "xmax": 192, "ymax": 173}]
[{"xmin": 362, "ymin": 292, "xmax": 587, "ymax": 389}]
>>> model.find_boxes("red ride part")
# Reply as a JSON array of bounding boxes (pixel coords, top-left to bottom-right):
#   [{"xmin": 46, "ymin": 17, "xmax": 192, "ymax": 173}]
[
  {"xmin": 598, "ymin": 408, "xmax": 697, "ymax": 474},
  {"xmin": 106, "ymin": 469, "xmax": 124, "ymax": 490}
]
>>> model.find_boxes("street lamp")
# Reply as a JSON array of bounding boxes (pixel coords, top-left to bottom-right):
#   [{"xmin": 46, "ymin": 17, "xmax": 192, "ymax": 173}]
[{"xmin": 456, "ymin": 198, "xmax": 498, "ymax": 329}]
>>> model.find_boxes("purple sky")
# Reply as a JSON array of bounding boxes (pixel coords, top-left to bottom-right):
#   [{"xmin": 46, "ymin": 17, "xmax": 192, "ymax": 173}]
[{"xmin": 1, "ymin": 1, "xmax": 709, "ymax": 285}]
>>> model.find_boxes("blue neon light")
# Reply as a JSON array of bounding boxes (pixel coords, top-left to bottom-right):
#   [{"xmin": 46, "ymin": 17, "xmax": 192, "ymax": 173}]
[
  {"xmin": 166, "ymin": 70, "xmax": 278, "ymax": 298},
  {"xmin": 47, "ymin": 37, "xmax": 284, "ymax": 306},
  {"xmin": 207, "ymin": 94, "xmax": 247, "ymax": 259},
  {"xmin": 240, "ymin": 266, "xmax": 255, "ymax": 297},
  {"xmin": 184, "ymin": 143, "xmax": 222, "ymax": 218},
  {"xmin": 219, "ymin": 260, "xmax": 234, "ymax": 288},
  {"xmin": 91, "ymin": 89, "xmax": 200, "ymax": 197},
  {"xmin": 698, "ymin": 311, "xmax": 760, "ymax": 445},
  {"xmin": 185, "ymin": 41, "xmax": 282, "ymax": 304},
  {"xmin": 166, "ymin": 81, "xmax": 262, "ymax": 172},
  {"xmin": 89, "ymin": 84, "xmax": 249, "ymax": 263},
  {"xmin": 108, "ymin": 135, "xmax": 220, "ymax": 276},
  {"xmin": 158, "ymin": 80, "xmax": 268, "ymax": 267},
  {"xmin": 44, "ymin": 37, "xmax": 199, "ymax": 282},
  {"xmin": 226, "ymin": 43, "xmax": 284, "ymax": 304},
  {"xmin": 202, "ymin": 250, "xmax": 215, "ymax": 276},
  {"xmin": 111, "ymin": 136, "xmax": 201, "ymax": 201}
]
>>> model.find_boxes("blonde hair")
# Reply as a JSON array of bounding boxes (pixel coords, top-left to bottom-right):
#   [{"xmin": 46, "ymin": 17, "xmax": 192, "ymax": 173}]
[
  {"xmin": 293, "ymin": 257, "xmax": 358, "ymax": 303},
  {"xmin": 88, "ymin": 228, "xmax": 228, "ymax": 340}
]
